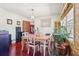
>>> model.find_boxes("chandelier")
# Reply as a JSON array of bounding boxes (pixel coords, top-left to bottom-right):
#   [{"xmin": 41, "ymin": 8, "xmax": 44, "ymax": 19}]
[{"xmin": 30, "ymin": 9, "xmax": 35, "ymax": 20}]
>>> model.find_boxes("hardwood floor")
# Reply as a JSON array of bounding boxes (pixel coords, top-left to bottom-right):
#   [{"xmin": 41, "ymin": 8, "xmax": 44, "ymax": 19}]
[
  {"xmin": 7, "ymin": 41, "xmax": 72, "ymax": 56},
  {"xmin": 9, "ymin": 42, "xmax": 49, "ymax": 56}
]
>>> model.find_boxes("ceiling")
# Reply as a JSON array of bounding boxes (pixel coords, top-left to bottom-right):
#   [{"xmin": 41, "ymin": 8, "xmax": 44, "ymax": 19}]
[{"xmin": 0, "ymin": 3, "xmax": 64, "ymax": 19}]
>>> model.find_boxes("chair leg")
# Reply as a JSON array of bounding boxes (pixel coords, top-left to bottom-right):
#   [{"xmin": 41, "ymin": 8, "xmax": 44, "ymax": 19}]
[
  {"xmin": 48, "ymin": 41, "xmax": 51, "ymax": 56},
  {"xmin": 44, "ymin": 41, "xmax": 46, "ymax": 56},
  {"xmin": 33, "ymin": 47, "xmax": 35, "ymax": 56},
  {"xmin": 20, "ymin": 41, "xmax": 24, "ymax": 55},
  {"xmin": 48, "ymin": 47, "xmax": 50, "ymax": 56},
  {"xmin": 27, "ymin": 46, "xmax": 30, "ymax": 54},
  {"xmin": 21, "ymin": 41, "xmax": 23, "ymax": 51}
]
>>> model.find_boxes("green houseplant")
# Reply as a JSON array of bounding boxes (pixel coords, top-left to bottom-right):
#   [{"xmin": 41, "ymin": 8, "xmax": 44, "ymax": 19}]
[{"xmin": 53, "ymin": 26, "xmax": 69, "ymax": 44}]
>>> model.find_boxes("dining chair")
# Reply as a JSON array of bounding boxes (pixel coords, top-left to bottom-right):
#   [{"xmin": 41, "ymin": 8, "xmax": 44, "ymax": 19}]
[
  {"xmin": 49, "ymin": 34, "xmax": 54, "ymax": 55},
  {"xmin": 39, "ymin": 39, "xmax": 50, "ymax": 56},
  {"xmin": 40, "ymin": 34, "xmax": 54, "ymax": 56},
  {"xmin": 27, "ymin": 35, "xmax": 38, "ymax": 56},
  {"xmin": 21, "ymin": 32, "xmax": 29, "ymax": 55}
]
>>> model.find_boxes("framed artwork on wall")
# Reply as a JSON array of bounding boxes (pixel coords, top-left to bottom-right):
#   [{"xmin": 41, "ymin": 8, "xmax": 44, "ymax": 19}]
[
  {"xmin": 17, "ymin": 21, "xmax": 20, "ymax": 25},
  {"xmin": 41, "ymin": 19, "xmax": 51, "ymax": 27},
  {"xmin": 7, "ymin": 19, "xmax": 12, "ymax": 25}
]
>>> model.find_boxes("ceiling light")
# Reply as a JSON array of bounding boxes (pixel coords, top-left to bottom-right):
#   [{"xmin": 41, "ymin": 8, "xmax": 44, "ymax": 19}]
[{"xmin": 30, "ymin": 9, "xmax": 35, "ymax": 20}]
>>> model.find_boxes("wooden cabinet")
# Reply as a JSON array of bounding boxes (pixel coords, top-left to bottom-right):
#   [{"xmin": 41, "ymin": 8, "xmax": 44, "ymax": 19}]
[
  {"xmin": 23, "ymin": 21, "xmax": 31, "ymax": 33},
  {"xmin": 22, "ymin": 20, "xmax": 35, "ymax": 34}
]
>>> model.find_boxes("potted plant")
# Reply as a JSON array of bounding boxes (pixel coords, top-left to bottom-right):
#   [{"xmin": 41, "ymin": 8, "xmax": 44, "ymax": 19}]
[
  {"xmin": 53, "ymin": 26, "xmax": 69, "ymax": 44},
  {"xmin": 53, "ymin": 26, "xmax": 70, "ymax": 55}
]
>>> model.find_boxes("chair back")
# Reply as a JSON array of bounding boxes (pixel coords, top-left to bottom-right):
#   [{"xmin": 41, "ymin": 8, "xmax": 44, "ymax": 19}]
[
  {"xmin": 22, "ymin": 32, "xmax": 29, "ymax": 37},
  {"xmin": 28, "ymin": 34, "xmax": 35, "ymax": 45}
]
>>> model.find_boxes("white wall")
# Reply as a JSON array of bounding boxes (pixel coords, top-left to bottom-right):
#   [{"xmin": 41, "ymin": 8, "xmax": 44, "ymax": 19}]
[
  {"xmin": 0, "ymin": 7, "xmax": 57, "ymax": 41},
  {"xmin": 34, "ymin": 16, "xmax": 56, "ymax": 34},
  {"xmin": 0, "ymin": 8, "xmax": 25, "ymax": 42}
]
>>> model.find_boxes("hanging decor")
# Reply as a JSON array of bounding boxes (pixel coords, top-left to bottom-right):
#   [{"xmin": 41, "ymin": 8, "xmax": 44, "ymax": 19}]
[
  {"xmin": 17, "ymin": 21, "xmax": 21, "ymax": 25},
  {"xmin": 29, "ymin": 9, "xmax": 35, "ymax": 20},
  {"xmin": 7, "ymin": 19, "xmax": 12, "ymax": 25}
]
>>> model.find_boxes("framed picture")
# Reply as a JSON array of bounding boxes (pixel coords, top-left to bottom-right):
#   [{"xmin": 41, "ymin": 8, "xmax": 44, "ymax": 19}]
[
  {"xmin": 7, "ymin": 19, "xmax": 12, "ymax": 25},
  {"xmin": 17, "ymin": 21, "xmax": 20, "ymax": 25},
  {"xmin": 41, "ymin": 19, "xmax": 51, "ymax": 27}
]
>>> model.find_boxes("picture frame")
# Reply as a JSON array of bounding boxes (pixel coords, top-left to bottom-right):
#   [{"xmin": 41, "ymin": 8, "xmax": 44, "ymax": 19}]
[
  {"xmin": 7, "ymin": 19, "xmax": 12, "ymax": 25},
  {"xmin": 41, "ymin": 19, "xmax": 51, "ymax": 27},
  {"xmin": 17, "ymin": 21, "xmax": 20, "ymax": 25}
]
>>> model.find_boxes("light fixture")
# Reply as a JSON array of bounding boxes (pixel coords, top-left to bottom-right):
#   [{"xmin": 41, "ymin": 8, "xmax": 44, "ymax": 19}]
[{"xmin": 30, "ymin": 9, "xmax": 35, "ymax": 20}]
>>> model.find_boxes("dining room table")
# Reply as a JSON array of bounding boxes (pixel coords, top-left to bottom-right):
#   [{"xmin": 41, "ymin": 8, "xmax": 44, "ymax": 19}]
[
  {"xmin": 21, "ymin": 33, "xmax": 51, "ymax": 56},
  {"xmin": 28, "ymin": 33, "xmax": 50, "ymax": 56}
]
